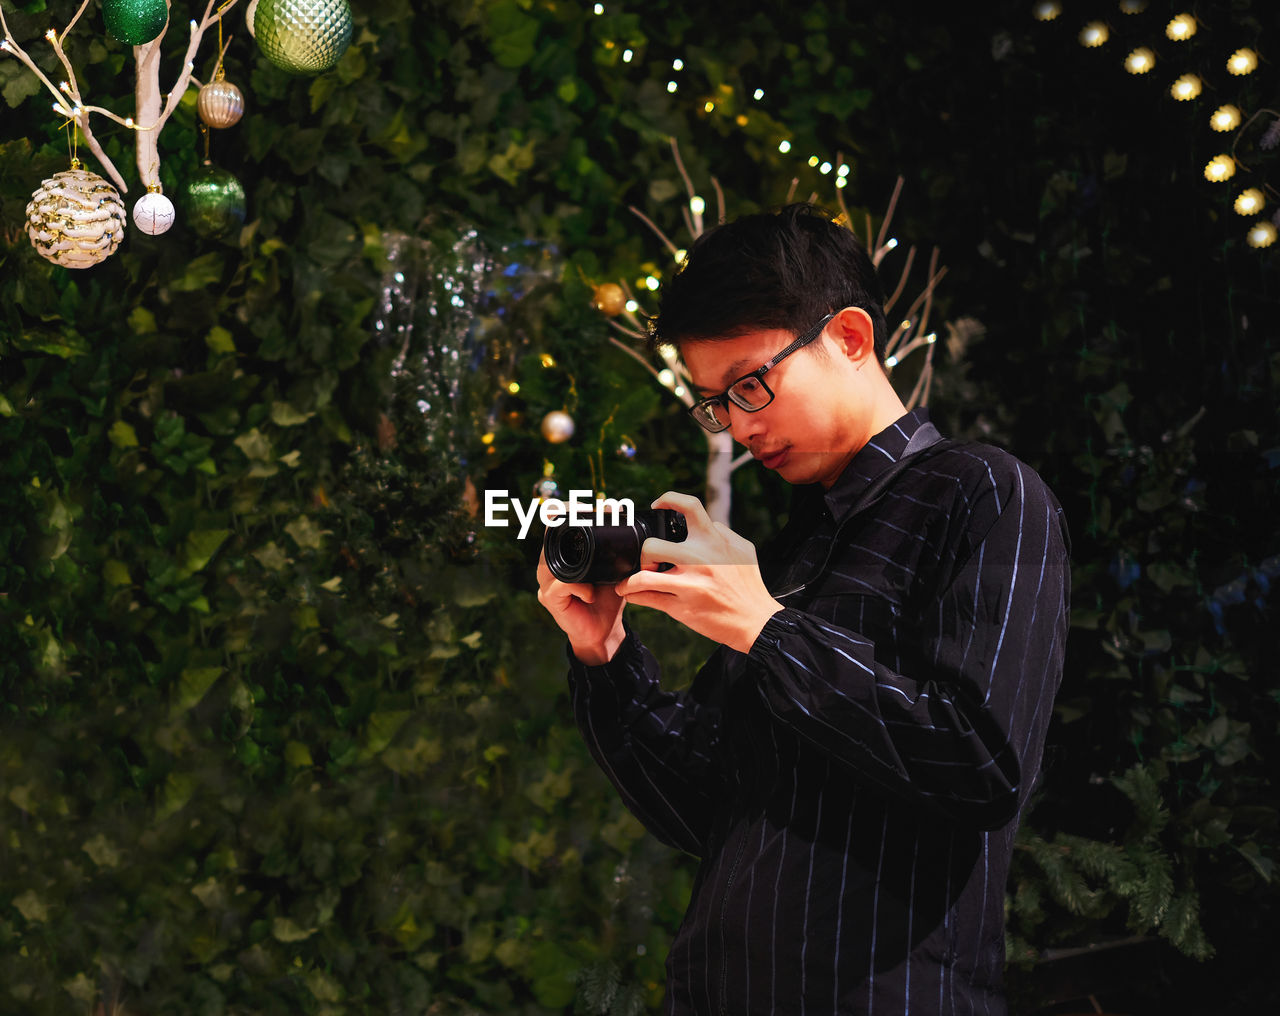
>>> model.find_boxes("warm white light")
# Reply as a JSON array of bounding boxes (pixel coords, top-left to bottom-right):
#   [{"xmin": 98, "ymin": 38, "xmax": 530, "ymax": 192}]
[
  {"xmin": 125, "ymin": 117, "xmax": 134, "ymax": 128},
  {"xmin": 622, "ymin": 49, "xmax": 633, "ymax": 62},
  {"xmin": 1170, "ymin": 74, "xmax": 1202, "ymax": 101},
  {"xmin": 925, "ymin": 333, "xmax": 937, "ymax": 344},
  {"xmin": 645, "ymin": 276, "xmax": 660, "ymax": 291},
  {"xmin": 704, "ymin": 101, "xmax": 714, "ymax": 113},
  {"xmin": 886, "ymin": 238, "xmax": 899, "ymax": 251},
  {"xmin": 507, "ymin": 381, "xmax": 521, "ymax": 394},
  {"xmin": 593, "ymin": 3, "xmax": 604, "ymax": 13},
  {"xmin": 658, "ymin": 369, "xmax": 676, "ymax": 387},
  {"xmin": 1234, "ymin": 188, "xmax": 1265, "ymax": 215},
  {"xmin": 1125, "ymin": 48, "xmax": 1155, "ymax": 74},
  {"xmin": 819, "ymin": 161, "xmax": 833, "ymax": 175},
  {"xmin": 885, "ymin": 355, "xmax": 899, "ymax": 368},
  {"xmin": 672, "ymin": 58, "xmax": 684, "ymax": 71},
  {"xmin": 1079, "ymin": 22, "xmax": 1109, "ymax": 48},
  {"xmin": 657, "ymin": 343, "xmax": 678, "ymax": 362},
  {"xmin": 778, "ymin": 140, "xmax": 791, "ymax": 153},
  {"xmin": 625, "ymin": 300, "xmax": 639, "ymax": 313},
  {"xmin": 836, "ymin": 177, "xmax": 848, "ymax": 189},
  {"xmin": 1204, "ymin": 155, "xmax": 1236, "ymax": 182},
  {"xmin": 667, "ymin": 80, "xmax": 678, "ymax": 93},
  {"xmin": 753, "ymin": 88, "xmax": 764, "ymax": 100},
  {"xmin": 807, "ymin": 155, "xmax": 820, "ymax": 167},
  {"xmin": 689, "ymin": 196, "xmax": 706, "ymax": 215},
  {"xmin": 673, "ymin": 385, "xmax": 686, "ymax": 398},
  {"xmin": 837, "ymin": 164, "xmax": 851, "ymax": 177},
  {"xmin": 1211, "ymin": 105, "xmax": 1243, "ymax": 132},
  {"xmin": 674, "ymin": 248, "xmax": 687, "ymax": 263},
  {"xmin": 1247, "ymin": 221, "xmax": 1277, "ymax": 248},
  {"xmin": 1166, "ymin": 15, "xmax": 1196, "ymax": 41},
  {"xmin": 1032, "ymin": 2, "xmax": 1061, "ymax": 21},
  {"xmin": 1227, "ymin": 49, "xmax": 1258, "ymax": 76}
]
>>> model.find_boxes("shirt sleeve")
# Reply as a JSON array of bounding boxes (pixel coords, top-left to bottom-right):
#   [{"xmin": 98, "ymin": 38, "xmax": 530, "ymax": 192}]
[
  {"xmin": 747, "ymin": 459, "xmax": 1070, "ymax": 830},
  {"xmin": 567, "ymin": 629, "xmax": 732, "ymax": 855}
]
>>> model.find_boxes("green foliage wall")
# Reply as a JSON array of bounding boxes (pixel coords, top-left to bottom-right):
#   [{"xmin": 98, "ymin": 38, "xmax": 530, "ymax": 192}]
[{"xmin": 1, "ymin": 1, "xmax": 1277, "ymax": 1013}]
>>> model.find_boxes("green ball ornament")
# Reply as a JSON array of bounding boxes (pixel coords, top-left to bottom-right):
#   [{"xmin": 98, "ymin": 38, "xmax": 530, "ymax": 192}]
[
  {"xmin": 102, "ymin": 0, "xmax": 170, "ymax": 47},
  {"xmin": 255, "ymin": 0, "xmax": 352, "ymax": 75},
  {"xmin": 184, "ymin": 165, "xmax": 246, "ymax": 238}
]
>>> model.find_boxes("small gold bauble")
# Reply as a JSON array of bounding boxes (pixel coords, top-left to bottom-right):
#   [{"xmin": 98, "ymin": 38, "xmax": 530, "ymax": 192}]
[
  {"xmin": 541, "ymin": 410, "xmax": 576, "ymax": 444},
  {"xmin": 26, "ymin": 167, "xmax": 127, "ymax": 269},
  {"xmin": 592, "ymin": 282, "xmax": 627, "ymax": 316},
  {"xmin": 198, "ymin": 80, "xmax": 246, "ymax": 128}
]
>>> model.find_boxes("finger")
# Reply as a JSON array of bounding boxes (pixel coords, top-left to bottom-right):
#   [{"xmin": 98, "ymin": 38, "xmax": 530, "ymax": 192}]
[
  {"xmin": 650, "ymin": 491, "xmax": 713, "ymax": 533},
  {"xmin": 617, "ymin": 568, "xmax": 685, "ymax": 599}
]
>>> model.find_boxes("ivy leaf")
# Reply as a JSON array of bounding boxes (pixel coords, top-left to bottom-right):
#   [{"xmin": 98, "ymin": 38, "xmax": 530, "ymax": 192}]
[
  {"xmin": 183, "ymin": 529, "xmax": 231, "ymax": 575},
  {"xmin": 487, "ymin": 0, "xmax": 540, "ymax": 68}
]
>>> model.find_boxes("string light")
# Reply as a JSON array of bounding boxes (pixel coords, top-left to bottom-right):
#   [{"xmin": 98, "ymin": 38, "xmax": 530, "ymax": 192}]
[
  {"xmin": 645, "ymin": 276, "xmax": 660, "ymax": 291},
  {"xmin": 1170, "ymin": 74, "xmax": 1202, "ymax": 101},
  {"xmin": 673, "ymin": 385, "xmax": 686, "ymax": 398},
  {"xmin": 836, "ymin": 178, "xmax": 848, "ymax": 189},
  {"xmin": 1204, "ymin": 155, "xmax": 1236, "ymax": 182},
  {"xmin": 1226, "ymin": 49, "xmax": 1258, "ymax": 76},
  {"xmin": 886, "ymin": 238, "xmax": 900, "ymax": 251},
  {"xmin": 837, "ymin": 164, "xmax": 851, "ymax": 178},
  {"xmin": 507, "ymin": 381, "xmax": 521, "ymax": 394},
  {"xmin": 1210, "ymin": 105, "xmax": 1242, "ymax": 132},
  {"xmin": 807, "ymin": 155, "xmax": 820, "ymax": 167},
  {"xmin": 819, "ymin": 161, "xmax": 833, "ymax": 174},
  {"xmin": 667, "ymin": 80, "xmax": 677, "ymax": 93},
  {"xmin": 1125, "ymin": 48, "xmax": 1155, "ymax": 74},
  {"xmin": 1079, "ymin": 23, "xmax": 1110, "ymax": 48},
  {"xmin": 1165, "ymin": 15, "xmax": 1196, "ymax": 41},
  {"xmin": 622, "ymin": 49, "xmax": 633, "ymax": 62},
  {"xmin": 540, "ymin": 354, "xmax": 556, "ymax": 368},
  {"xmin": 672, "ymin": 58, "xmax": 684, "ymax": 71},
  {"xmin": 753, "ymin": 88, "xmax": 764, "ymax": 100},
  {"xmin": 689, "ymin": 196, "xmax": 705, "ymax": 215},
  {"xmin": 1246, "ymin": 221, "xmax": 1277, "ymax": 248},
  {"xmin": 674, "ymin": 248, "xmax": 687, "ymax": 262},
  {"xmin": 1032, "ymin": 2, "xmax": 1061, "ymax": 21},
  {"xmin": 778, "ymin": 140, "xmax": 791, "ymax": 153},
  {"xmin": 658, "ymin": 369, "xmax": 676, "ymax": 387},
  {"xmin": 1234, "ymin": 188, "xmax": 1265, "ymax": 215},
  {"xmin": 625, "ymin": 300, "xmax": 639, "ymax": 313},
  {"xmin": 704, "ymin": 101, "xmax": 714, "ymax": 113},
  {"xmin": 885, "ymin": 355, "xmax": 899, "ymax": 368},
  {"xmin": 593, "ymin": 3, "xmax": 604, "ymax": 14}
]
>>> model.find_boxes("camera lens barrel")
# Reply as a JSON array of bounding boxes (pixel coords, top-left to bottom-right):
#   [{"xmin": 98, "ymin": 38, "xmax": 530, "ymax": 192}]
[{"xmin": 544, "ymin": 507, "xmax": 686, "ymax": 584}]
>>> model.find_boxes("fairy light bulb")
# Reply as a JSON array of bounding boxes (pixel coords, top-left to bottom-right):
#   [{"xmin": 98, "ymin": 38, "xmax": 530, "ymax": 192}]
[
  {"xmin": 645, "ymin": 276, "xmax": 660, "ymax": 291},
  {"xmin": 1166, "ymin": 15, "xmax": 1196, "ymax": 41},
  {"xmin": 674, "ymin": 248, "xmax": 687, "ymax": 263},
  {"xmin": 807, "ymin": 155, "xmax": 820, "ymax": 168},
  {"xmin": 1079, "ymin": 22, "xmax": 1109, "ymax": 48},
  {"xmin": 667, "ymin": 81, "xmax": 677, "ymax": 93},
  {"xmin": 1033, "ymin": 2, "xmax": 1061, "ymax": 21},
  {"xmin": 658, "ymin": 369, "xmax": 676, "ymax": 387},
  {"xmin": 689, "ymin": 196, "xmax": 705, "ymax": 215},
  {"xmin": 1125, "ymin": 48, "xmax": 1155, "ymax": 74},
  {"xmin": 1211, "ymin": 105, "xmax": 1243, "ymax": 132},
  {"xmin": 1170, "ymin": 74, "xmax": 1202, "ymax": 101},
  {"xmin": 753, "ymin": 88, "xmax": 764, "ymax": 100},
  {"xmin": 1204, "ymin": 155, "xmax": 1236, "ymax": 182},
  {"xmin": 672, "ymin": 58, "xmax": 684, "ymax": 71},
  {"xmin": 778, "ymin": 139, "xmax": 791, "ymax": 153},
  {"xmin": 1227, "ymin": 49, "xmax": 1258, "ymax": 75},
  {"xmin": 1246, "ymin": 221, "xmax": 1277, "ymax": 248},
  {"xmin": 1234, "ymin": 188, "xmax": 1265, "ymax": 215}
]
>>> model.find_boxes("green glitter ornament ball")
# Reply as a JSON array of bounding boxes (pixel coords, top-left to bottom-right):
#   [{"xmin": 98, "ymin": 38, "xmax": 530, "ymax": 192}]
[
  {"xmin": 255, "ymin": 0, "xmax": 352, "ymax": 75},
  {"xmin": 184, "ymin": 165, "xmax": 247, "ymax": 238},
  {"xmin": 102, "ymin": 0, "xmax": 170, "ymax": 47}
]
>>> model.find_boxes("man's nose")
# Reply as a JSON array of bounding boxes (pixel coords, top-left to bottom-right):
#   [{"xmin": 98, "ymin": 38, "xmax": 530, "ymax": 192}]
[{"xmin": 728, "ymin": 404, "xmax": 765, "ymax": 445}]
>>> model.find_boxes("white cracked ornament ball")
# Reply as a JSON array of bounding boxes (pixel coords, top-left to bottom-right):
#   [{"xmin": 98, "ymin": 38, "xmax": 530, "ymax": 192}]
[
  {"xmin": 541, "ymin": 410, "xmax": 576, "ymax": 444},
  {"xmin": 132, "ymin": 191, "xmax": 176, "ymax": 236},
  {"xmin": 26, "ymin": 167, "xmax": 127, "ymax": 269}
]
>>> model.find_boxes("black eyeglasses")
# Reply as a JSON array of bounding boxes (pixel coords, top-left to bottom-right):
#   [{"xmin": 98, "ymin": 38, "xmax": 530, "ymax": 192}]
[{"xmin": 687, "ymin": 312, "xmax": 836, "ymax": 433}]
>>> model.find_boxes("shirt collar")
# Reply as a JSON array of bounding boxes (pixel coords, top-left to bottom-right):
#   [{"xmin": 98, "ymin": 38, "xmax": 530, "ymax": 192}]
[{"xmin": 823, "ymin": 407, "xmax": 933, "ymax": 520}]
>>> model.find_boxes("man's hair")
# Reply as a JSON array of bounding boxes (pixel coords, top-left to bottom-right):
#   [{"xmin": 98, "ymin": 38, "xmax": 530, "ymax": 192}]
[{"xmin": 649, "ymin": 203, "xmax": 889, "ymax": 361}]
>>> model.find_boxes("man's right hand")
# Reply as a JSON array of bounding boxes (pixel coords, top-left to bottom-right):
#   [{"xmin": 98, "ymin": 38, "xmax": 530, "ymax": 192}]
[{"xmin": 536, "ymin": 551, "xmax": 627, "ymax": 665}]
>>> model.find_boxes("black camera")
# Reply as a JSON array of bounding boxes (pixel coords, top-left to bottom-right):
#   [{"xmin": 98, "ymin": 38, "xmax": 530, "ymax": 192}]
[{"xmin": 543, "ymin": 507, "xmax": 688, "ymax": 584}]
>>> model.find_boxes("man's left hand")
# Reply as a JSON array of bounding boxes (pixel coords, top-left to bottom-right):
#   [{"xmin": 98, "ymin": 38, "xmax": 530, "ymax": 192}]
[{"xmin": 615, "ymin": 491, "xmax": 783, "ymax": 654}]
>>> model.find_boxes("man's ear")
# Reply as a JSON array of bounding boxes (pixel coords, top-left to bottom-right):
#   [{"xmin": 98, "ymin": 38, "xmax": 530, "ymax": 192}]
[{"xmin": 829, "ymin": 307, "xmax": 877, "ymax": 366}]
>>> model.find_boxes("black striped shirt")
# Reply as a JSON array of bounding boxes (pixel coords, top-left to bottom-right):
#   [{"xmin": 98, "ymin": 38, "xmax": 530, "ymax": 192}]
[{"xmin": 567, "ymin": 408, "xmax": 1070, "ymax": 1015}]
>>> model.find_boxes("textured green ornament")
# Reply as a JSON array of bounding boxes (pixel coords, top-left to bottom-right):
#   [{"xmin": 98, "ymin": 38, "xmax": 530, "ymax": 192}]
[
  {"xmin": 102, "ymin": 0, "xmax": 170, "ymax": 47},
  {"xmin": 255, "ymin": 0, "xmax": 352, "ymax": 75},
  {"xmin": 184, "ymin": 165, "xmax": 247, "ymax": 238}
]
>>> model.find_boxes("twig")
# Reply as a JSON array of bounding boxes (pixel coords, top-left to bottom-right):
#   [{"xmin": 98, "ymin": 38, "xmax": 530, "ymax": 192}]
[
  {"xmin": 627, "ymin": 205, "xmax": 680, "ymax": 257},
  {"xmin": 883, "ymin": 244, "xmax": 917, "ymax": 314},
  {"xmin": 669, "ymin": 136, "xmax": 703, "ymax": 234},
  {"xmin": 874, "ymin": 176, "xmax": 905, "ymax": 253},
  {"xmin": 711, "ymin": 176, "xmax": 726, "ymax": 225}
]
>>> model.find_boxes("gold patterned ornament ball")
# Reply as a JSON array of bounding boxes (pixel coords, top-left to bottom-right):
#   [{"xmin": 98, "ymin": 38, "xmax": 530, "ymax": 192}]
[
  {"xmin": 254, "ymin": 0, "xmax": 353, "ymax": 75},
  {"xmin": 198, "ymin": 80, "xmax": 246, "ymax": 128},
  {"xmin": 132, "ymin": 190, "xmax": 176, "ymax": 236},
  {"xmin": 26, "ymin": 167, "xmax": 127, "ymax": 269}
]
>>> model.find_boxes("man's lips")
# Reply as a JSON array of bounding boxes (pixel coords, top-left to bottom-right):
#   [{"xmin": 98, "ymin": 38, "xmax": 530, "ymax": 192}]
[{"xmin": 754, "ymin": 446, "xmax": 789, "ymax": 468}]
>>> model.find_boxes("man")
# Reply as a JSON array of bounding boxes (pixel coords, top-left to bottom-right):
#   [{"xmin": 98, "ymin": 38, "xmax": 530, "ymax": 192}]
[{"xmin": 537, "ymin": 204, "xmax": 1070, "ymax": 1014}]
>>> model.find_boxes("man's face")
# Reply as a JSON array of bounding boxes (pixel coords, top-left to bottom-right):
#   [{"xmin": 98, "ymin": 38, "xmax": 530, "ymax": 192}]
[{"xmin": 681, "ymin": 319, "xmax": 878, "ymax": 489}]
